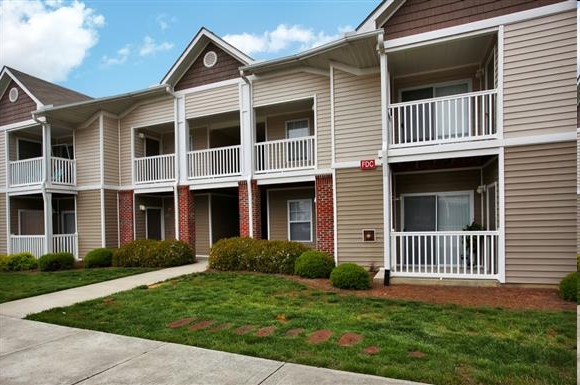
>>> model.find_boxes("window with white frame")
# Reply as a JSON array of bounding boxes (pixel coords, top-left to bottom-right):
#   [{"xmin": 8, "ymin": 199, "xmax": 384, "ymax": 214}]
[
  {"xmin": 285, "ymin": 119, "xmax": 310, "ymax": 162},
  {"xmin": 288, "ymin": 199, "xmax": 312, "ymax": 242},
  {"xmin": 285, "ymin": 119, "xmax": 309, "ymax": 138}
]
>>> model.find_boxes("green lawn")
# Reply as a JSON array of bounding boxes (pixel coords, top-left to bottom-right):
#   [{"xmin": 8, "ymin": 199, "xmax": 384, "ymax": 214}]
[
  {"xmin": 28, "ymin": 272, "xmax": 576, "ymax": 385},
  {"xmin": 0, "ymin": 268, "xmax": 154, "ymax": 303}
]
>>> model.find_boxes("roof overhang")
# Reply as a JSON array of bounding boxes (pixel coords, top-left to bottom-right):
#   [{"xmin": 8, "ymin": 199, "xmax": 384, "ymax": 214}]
[
  {"xmin": 0, "ymin": 66, "xmax": 43, "ymax": 107},
  {"xmin": 35, "ymin": 85, "xmax": 170, "ymax": 126},
  {"xmin": 162, "ymin": 27, "xmax": 254, "ymax": 87},
  {"xmin": 241, "ymin": 29, "xmax": 383, "ymax": 76},
  {"xmin": 356, "ymin": 0, "xmax": 405, "ymax": 33}
]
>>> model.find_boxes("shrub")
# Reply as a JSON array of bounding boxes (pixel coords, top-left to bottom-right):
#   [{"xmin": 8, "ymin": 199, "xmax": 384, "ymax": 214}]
[
  {"xmin": 38, "ymin": 252, "xmax": 75, "ymax": 272},
  {"xmin": 294, "ymin": 250, "xmax": 335, "ymax": 278},
  {"xmin": 557, "ymin": 272, "xmax": 577, "ymax": 302},
  {"xmin": 577, "ymin": 254, "xmax": 579, "ymax": 272},
  {"xmin": 113, "ymin": 239, "xmax": 195, "ymax": 268},
  {"xmin": 0, "ymin": 252, "xmax": 38, "ymax": 272},
  {"xmin": 84, "ymin": 248, "xmax": 113, "ymax": 268},
  {"xmin": 330, "ymin": 263, "xmax": 371, "ymax": 290},
  {"xmin": 209, "ymin": 237, "xmax": 310, "ymax": 274}
]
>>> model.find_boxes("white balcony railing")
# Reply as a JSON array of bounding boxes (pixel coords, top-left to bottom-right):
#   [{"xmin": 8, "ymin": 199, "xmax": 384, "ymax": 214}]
[
  {"xmin": 134, "ymin": 154, "xmax": 175, "ymax": 184},
  {"xmin": 9, "ymin": 157, "xmax": 44, "ymax": 186},
  {"xmin": 53, "ymin": 234, "xmax": 78, "ymax": 257},
  {"xmin": 51, "ymin": 157, "xmax": 76, "ymax": 185},
  {"xmin": 389, "ymin": 90, "xmax": 498, "ymax": 147},
  {"xmin": 187, "ymin": 145, "xmax": 241, "ymax": 179},
  {"xmin": 255, "ymin": 136, "xmax": 315, "ymax": 173},
  {"xmin": 391, "ymin": 231, "xmax": 499, "ymax": 279},
  {"xmin": 10, "ymin": 235, "xmax": 46, "ymax": 258}
]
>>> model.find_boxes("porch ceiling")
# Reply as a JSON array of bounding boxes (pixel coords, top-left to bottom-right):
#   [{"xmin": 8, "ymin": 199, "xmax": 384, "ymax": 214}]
[
  {"xmin": 188, "ymin": 110, "xmax": 239, "ymax": 128},
  {"xmin": 388, "ymin": 33, "xmax": 496, "ymax": 77},
  {"xmin": 255, "ymin": 98, "xmax": 313, "ymax": 117},
  {"xmin": 391, "ymin": 155, "xmax": 495, "ymax": 173}
]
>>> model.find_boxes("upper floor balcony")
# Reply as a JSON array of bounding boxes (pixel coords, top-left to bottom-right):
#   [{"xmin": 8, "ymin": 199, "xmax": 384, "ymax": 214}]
[
  {"xmin": 133, "ymin": 122, "xmax": 176, "ymax": 185},
  {"xmin": 7, "ymin": 126, "xmax": 76, "ymax": 188}
]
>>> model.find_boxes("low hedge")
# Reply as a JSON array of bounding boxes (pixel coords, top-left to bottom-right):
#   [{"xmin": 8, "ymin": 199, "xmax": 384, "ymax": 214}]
[
  {"xmin": 38, "ymin": 252, "xmax": 75, "ymax": 272},
  {"xmin": 209, "ymin": 237, "xmax": 310, "ymax": 274},
  {"xmin": 330, "ymin": 263, "xmax": 371, "ymax": 290},
  {"xmin": 84, "ymin": 248, "xmax": 113, "ymax": 268},
  {"xmin": 558, "ymin": 272, "xmax": 577, "ymax": 302},
  {"xmin": 0, "ymin": 252, "xmax": 38, "ymax": 272},
  {"xmin": 112, "ymin": 239, "xmax": 195, "ymax": 268},
  {"xmin": 294, "ymin": 250, "xmax": 335, "ymax": 278}
]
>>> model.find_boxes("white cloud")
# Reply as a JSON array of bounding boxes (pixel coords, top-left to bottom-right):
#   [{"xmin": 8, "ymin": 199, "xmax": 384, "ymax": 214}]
[
  {"xmin": 156, "ymin": 13, "xmax": 176, "ymax": 32},
  {"xmin": 223, "ymin": 24, "xmax": 353, "ymax": 56},
  {"xmin": 139, "ymin": 36, "xmax": 173, "ymax": 56},
  {"xmin": 0, "ymin": 0, "xmax": 104, "ymax": 82},
  {"xmin": 101, "ymin": 44, "xmax": 131, "ymax": 67}
]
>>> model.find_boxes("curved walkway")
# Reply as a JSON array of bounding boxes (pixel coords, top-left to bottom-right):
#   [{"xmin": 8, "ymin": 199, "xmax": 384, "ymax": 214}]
[{"xmin": 0, "ymin": 261, "xmax": 428, "ymax": 385}]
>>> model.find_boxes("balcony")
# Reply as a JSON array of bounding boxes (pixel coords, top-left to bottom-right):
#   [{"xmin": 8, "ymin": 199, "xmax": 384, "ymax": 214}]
[
  {"xmin": 9, "ymin": 233, "xmax": 78, "ymax": 258},
  {"xmin": 9, "ymin": 156, "xmax": 76, "ymax": 187},
  {"xmin": 133, "ymin": 154, "xmax": 176, "ymax": 184},
  {"xmin": 255, "ymin": 136, "xmax": 316, "ymax": 173},
  {"xmin": 390, "ymin": 231, "xmax": 499, "ymax": 279},
  {"xmin": 389, "ymin": 90, "xmax": 497, "ymax": 148},
  {"xmin": 187, "ymin": 145, "xmax": 241, "ymax": 179}
]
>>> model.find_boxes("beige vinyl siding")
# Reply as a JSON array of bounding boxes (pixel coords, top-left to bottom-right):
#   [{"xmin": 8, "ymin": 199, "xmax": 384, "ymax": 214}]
[
  {"xmin": 119, "ymin": 98, "xmax": 174, "ymax": 186},
  {"xmin": 336, "ymin": 168, "xmax": 383, "ymax": 267},
  {"xmin": 163, "ymin": 197, "xmax": 175, "ymax": 239},
  {"xmin": 266, "ymin": 111, "xmax": 314, "ymax": 141},
  {"xmin": 185, "ymin": 84, "xmax": 239, "ymax": 119},
  {"xmin": 77, "ymin": 190, "xmax": 102, "ymax": 257},
  {"xmin": 0, "ymin": 131, "xmax": 5, "ymax": 187},
  {"xmin": 577, "ymin": 195, "xmax": 580, "ymax": 254},
  {"xmin": 394, "ymin": 169, "xmax": 482, "ymax": 231},
  {"xmin": 505, "ymin": 142, "xmax": 577, "ymax": 285},
  {"xmin": 253, "ymin": 72, "xmax": 331, "ymax": 168},
  {"xmin": 104, "ymin": 190, "xmax": 118, "ymax": 249},
  {"xmin": 0, "ymin": 193, "xmax": 6, "ymax": 254},
  {"xmin": 191, "ymin": 126, "xmax": 209, "ymax": 151},
  {"xmin": 267, "ymin": 187, "xmax": 315, "ymax": 248},
  {"xmin": 194, "ymin": 194, "xmax": 210, "ymax": 256},
  {"xmin": 103, "ymin": 116, "xmax": 119, "ymax": 186},
  {"xmin": 334, "ymin": 70, "xmax": 381, "ymax": 163},
  {"xmin": 503, "ymin": 11, "xmax": 577, "ymax": 138},
  {"xmin": 76, "ymin": 120, "xmax": 100, "ymax": 186}
]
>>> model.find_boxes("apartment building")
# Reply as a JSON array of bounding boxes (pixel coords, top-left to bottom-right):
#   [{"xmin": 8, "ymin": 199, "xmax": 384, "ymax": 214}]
[{"xmin": 0, "ymin": 0, "xmax": 577, "ymax": 286}]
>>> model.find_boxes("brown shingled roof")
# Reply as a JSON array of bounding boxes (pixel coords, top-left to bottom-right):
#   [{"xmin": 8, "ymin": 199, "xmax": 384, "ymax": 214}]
[{"xmin": 6, "ymin": 67, "xmax": 92, "ymax": 106}]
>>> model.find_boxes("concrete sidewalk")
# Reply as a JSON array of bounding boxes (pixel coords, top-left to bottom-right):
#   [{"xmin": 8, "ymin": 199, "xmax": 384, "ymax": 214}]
[{"xmin": 0, "ymin": 261, "xmax": 429, "ymax": 385}]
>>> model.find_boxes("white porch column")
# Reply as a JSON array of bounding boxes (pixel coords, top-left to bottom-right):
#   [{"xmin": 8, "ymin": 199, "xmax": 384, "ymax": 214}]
[
  {"xmin": 176, "ymin": 95, "xmax": 188, "ymax": 183},
  {"xmin": 42, "ymin": 123, "xmax": 51, "ymax": 185},
  {"xmin": 43, "ymin": 191, "xmax": 53, "ymax": 254},
  {"xmin": 240, "ymin": 77, "xmax": 253, "ymax": 177}
]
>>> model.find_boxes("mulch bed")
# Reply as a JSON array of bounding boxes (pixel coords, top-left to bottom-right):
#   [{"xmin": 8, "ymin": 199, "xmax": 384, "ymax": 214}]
[{"xmin": 287, "ymin": 276, "xmax": 576, "ymax": 311}]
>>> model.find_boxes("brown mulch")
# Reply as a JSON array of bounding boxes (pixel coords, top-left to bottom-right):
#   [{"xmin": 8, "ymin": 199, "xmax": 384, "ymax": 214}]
[
  {"xmin": 308, "ymin": 329, "xmax": 333, "ymax": 344},
  {"xmin": 287, "ymin": 276, "xmax": 575, "ymax": 311},
  {"xmin": 337, "ymin": 332, "xmax": 363, "ymax": 346}
]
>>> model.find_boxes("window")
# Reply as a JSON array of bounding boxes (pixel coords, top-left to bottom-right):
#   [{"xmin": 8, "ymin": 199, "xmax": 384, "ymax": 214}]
[
  {"xmin": 17, "ymin": 139, "xmax": 42, "ymax": 160},
  {"xmin": 285, "ymin": 119, "xmax": 310, "ymax": 163},
  {"xmin": 288, "ymin": 199, "xmax": 312, "ymax": 242},
  {"xmin": 286, "ymin": 119, "xmax": 309, "ymax": 139},
  {"xmin": 402, "ymin": 192, "xmax": 472, "ymax": 232}
]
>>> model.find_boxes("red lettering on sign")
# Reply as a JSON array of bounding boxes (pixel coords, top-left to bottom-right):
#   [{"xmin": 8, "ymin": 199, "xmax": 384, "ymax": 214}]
[{"xmin": 360, "ymin": 160, "xmax": 376, "ymax": 170}]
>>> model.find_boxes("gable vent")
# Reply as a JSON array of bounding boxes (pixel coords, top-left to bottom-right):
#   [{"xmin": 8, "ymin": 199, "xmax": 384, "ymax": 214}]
[
  {"xmin": 8, "ymin": 87, "xmax": 18, "ymax": 103},
  {"xmin": 203, "ymin": 51, "xmax": 218, "ymax": 68}
]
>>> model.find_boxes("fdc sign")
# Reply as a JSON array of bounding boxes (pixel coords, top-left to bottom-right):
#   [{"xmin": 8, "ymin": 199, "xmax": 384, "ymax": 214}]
[{"xmin": 360, "ymin": 159, "xmax": 376, "ymax": 170}]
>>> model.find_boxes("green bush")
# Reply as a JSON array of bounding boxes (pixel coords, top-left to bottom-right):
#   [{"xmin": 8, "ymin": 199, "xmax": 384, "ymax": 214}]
[
  {"xmin": 330, "ymin": 263, "xmax": 371, "ymax": 290},
  {"xmin": 577, "ymin": 254, "xmax": 579, "ymax": 272},
  {"xmin": 112, "ymin": 239, "xmax": 195, "ymax": 268},
  {"xmin": 557, "ymin": 272, "xmax": 577, "ymax": 302},
  {"xmin": 295, "ymin": 250, "xmax": 335, "ymax": 278},
  {"xmin": 0, "ymin": 252, "xmax": 38, "ymax": 272},
  {"xmin": 38, "ymin": 252, "xmax": 75, "ymax": 272},
  {"xmin": 84, "ymin": 248, "xmax": 113, "ymax": 268},
  {"xmin": 209, "ymin": 237, "xmax": 310, "ymax": 274}
]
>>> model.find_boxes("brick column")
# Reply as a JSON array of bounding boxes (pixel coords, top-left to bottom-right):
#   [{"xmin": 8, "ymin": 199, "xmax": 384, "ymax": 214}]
[
  {"xmin": 315, "ymin": 174, "xmax": 334, "ymax": 255},
  {"xmin": 177, "ymin": 186, "xmax": 195, "ymax": 247},
  {"xmin": 118, "ymin": 190, "xmax": 134, "ymax": 246},
  {"xmin": 238, "ymin": 180, "xmax": 261, "ymax": 238}
]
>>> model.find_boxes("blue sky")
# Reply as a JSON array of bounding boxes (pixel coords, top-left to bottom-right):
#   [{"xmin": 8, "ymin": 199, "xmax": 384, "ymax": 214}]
[{"xmin": 0, "ymin": 0, "xmax": 378, "ymax": 98}]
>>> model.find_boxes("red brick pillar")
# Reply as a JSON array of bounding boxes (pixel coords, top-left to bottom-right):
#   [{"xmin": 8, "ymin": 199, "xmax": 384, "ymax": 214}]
[
  {"xmin": 315, "ymin": 174, "xmax": 334, "ymax": 255},
  {"xmin": 177, "ymin": 186, "xmax": 195, "ymax": 247},
  {"xmin": 118, "ymin": 190, "xmax": 134, "ymax": 246},
  {"xmin": 238, "ymin": 180, "xmax": 261, "ymax": 238}
]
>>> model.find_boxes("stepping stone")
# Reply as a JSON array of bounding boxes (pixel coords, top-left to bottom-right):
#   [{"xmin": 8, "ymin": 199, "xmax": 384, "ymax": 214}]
[
  {"xmin": 308, "ymin": 329, "xmax": 333, "ymax": 344},
  {"xmin": 235, "ymin": 325, "xmax": 256, "ymax": 335},
  {"xmin": 255, "ymin": 326, "xmax": 276, "ymax": 337},
  {"xmin": 208, "ymin": 323, "xmax": 233, "ymax": 333},
  {"xmin": 286, "ymin": 328, "xmax": 304, "ymax": 337},
  {"xmin": 363, "ymin": 346, "xmax": 380, "ymax": 355},
  {"xmin": 408, "ymin": 351, "xmax": 426, "ymax": 358},
  {"xmin": 166, "ymin": 317, "xmax": 196, "ymax": 329},
  {"xmin": 188, "ymin": 320, "xmax": 215, "ymax": 331},
  {"xmin": 337, "ymin": 332, "xmax": 363, "ymax": 346}
]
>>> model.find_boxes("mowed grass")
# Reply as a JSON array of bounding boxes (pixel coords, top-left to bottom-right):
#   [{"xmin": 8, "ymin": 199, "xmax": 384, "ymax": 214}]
[
  {"xmin": 0, "ymin": 268, "xmax": 155, "ymax": 303},
  {"xmin": 28, "ymin": 272, "xmax": 576, "ymax": 385}
]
